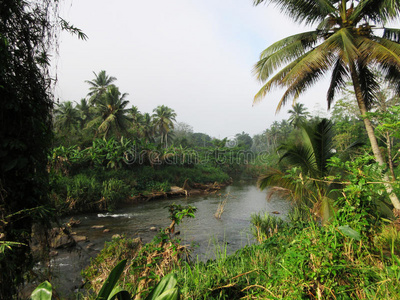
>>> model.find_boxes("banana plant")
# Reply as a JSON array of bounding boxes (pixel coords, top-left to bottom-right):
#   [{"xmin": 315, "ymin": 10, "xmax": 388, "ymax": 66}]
[
  {"xmin": 144, "ymin": 273, "xmax": 180, "ymax": 300},
  {"xmin": 96, "ymin": 259, "xmax": 130, "ymax": 300},
  {"xmin": 31, "ymin": 259, "xmax": 180, "ymax": 300}
]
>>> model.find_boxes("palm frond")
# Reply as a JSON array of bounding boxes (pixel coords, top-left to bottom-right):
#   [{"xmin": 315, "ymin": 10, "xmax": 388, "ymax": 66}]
[
  {"xmin": 255, "ymin": 32, "xmax": 342, "ymax": 109},
  {"xmin": 380, "ymin": 64, "xmax": 400, "ymax": 95},
  {"xmin": 83, "ymin": 116, "xmax": 101, "ymax": 132},
  {"xmin": 255, "ymin": 31, "xmax": 320, "ymax": 81},
  {"xmin": 258, "ymin": 168, "xmax": 314, "ymax": 204},
  {"xmin": 361, "ymin": 37, "xmax": 400, "ymax": 67},
  {"xmin": 279, "ymin": 143, "xmax": 317, "ymax": 175},
  {"xmin": 253, "ymin": 54, "xmax": 308, "ymax": 105},
  {"xmin": 98, "ymin": 114, "xmax": 116, "ymax": 133},
  {"xmin": 275, "ymin": 37, "xmax": 340, "ymax": 110},
  {"xmin": 303, "ymin": 119, "xmax": 334, "ymax": 177},
  {"xmin": 253, "ymin": 0, "xmax": 336, "ymax": 25},
  {"xmin": 339, "ymin": 28, "xmax": 360, "ymax": 64},
  {"xmin": 276, "ymin": 66, "xmax": 326, "ymax": 111},
  {"xmin": 259, "ymin": 31, "xmax": 320, "ymax": 58},
  {"xmin": 357, "ymin": 64, "xmax": 379, "ymax": 111},
  {"xmin": 351, "ymin": 0, "xmax": 400, "ymax": 23},
  {"xmin": 327, "ymin": 57, "xmax": 349, "ymax": 109},
  {"xmin": 383, "ymin": 28, "xmax": 400, "ymax": 43},
  {"xmin": 281, "ymin": 30, "xmax": 345, "ymax": 86}
]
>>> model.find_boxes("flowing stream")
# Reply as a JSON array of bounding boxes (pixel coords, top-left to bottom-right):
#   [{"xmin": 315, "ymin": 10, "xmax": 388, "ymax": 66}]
[{"xmin": 48, "ymin": 180, "xmax": 290, "ymax": 298}]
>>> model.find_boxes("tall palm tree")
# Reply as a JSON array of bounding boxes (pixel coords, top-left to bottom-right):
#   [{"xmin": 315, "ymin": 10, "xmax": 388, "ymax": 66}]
[
  {"xmin": 288, "ymin": 103, "xmax": 310, "ymax": 128},
  {"xmin": 266, "ymin": 121, "xmax": 280, "ymax": 149},
  {"xmin": 140, "ymin": 112, "xmax": 155, "ymax": 143},
  {"xmin": 54, "ymin": 101, "xmax": 80, "ymax": 132},
  {"xmin": 85, "ymin": 70, "xmax": 117, "ymax": 106},
  {"xmin": 130, "ymin": 105, "xmax": 143, "ymax": 136},
  {"xmin": 88, "ymin": 86, "xmax": 132, "ymax": 139},
  {"xmin": 152, "ymin": 105, "xmax": 177, "ymax": 147},
  {"xmin": 75, "ymin": 98, "xmax": 93, "ymax": 129},
  {"xmin": 253, "ymin": 0, "xmax": 400, "ymax": 209}
]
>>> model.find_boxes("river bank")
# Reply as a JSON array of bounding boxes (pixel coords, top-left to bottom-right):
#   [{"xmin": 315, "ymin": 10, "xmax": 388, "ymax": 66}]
[{"xmin": 49, "ymin": 164, "xmax": 235, "ymax": 215}]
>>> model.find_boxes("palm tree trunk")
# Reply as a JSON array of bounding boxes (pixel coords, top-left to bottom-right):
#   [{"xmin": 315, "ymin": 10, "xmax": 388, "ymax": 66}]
[
  {"xmin": 349, "ymin": 63, "xmax": 400, "ymax": 209},
  {"xmin": 386, "ymin": 133, "xmax": 396, "ymax": 181}
]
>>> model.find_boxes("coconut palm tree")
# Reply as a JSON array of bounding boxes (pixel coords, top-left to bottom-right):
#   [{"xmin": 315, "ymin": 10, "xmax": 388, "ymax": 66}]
[
  {"xmin": 288, "ymin": 103, "xmax": 310, "ymax": 128},
  {"xmin": 85, "ymin": 70, "xmax": 117, "ymax": 106},
  {"xmin": 54, "ymin": 101, "xmax": 80, "ymax": 132},
  {"xmin": 88, "ymin": 86, "xmax": 132, "ymax": 139},
  {"xmin": 140, "ymin": 112, "xmax": 155, "ymax": 143},
  {"xmin": 130, "ymin": 105, "xmax": 143, "ymax": 136},
  {"xmin": 253, "ymin": 0, "xmax": 400, "ymax": 209},
  {"xmin": 75, "ymin": 98, "xmax": 93, "ymax": 129},
  {"xmin": 152, "ymin": 105, "xmax": 177, "ymax": 147}
]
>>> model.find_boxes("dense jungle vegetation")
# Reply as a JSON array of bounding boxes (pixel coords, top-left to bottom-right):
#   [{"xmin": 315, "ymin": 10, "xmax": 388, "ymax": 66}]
[
  {"xmin": 49, "ymin": 70, "xmax": 256, "ymax": 213},
  {"xmin": 2, "ymin": 0, "xmax": 400, "ymax": 299}
]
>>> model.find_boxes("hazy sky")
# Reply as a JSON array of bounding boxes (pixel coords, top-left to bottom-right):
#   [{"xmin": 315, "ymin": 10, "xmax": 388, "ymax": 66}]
[{"xmin": 56, "ymin": 0, "xmax": 330, "ymax": 138}]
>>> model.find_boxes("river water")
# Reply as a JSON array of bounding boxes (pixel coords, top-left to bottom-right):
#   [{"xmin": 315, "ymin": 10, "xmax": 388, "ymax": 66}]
[{"xmin": 49, "ymin": 181, "xmax": 290, "ymax": 298}]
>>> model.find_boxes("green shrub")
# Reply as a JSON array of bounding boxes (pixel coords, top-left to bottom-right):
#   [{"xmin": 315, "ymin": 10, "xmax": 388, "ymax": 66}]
[
  {"xmin": 101, "ymin": 179, "xmax": 131, "ymax": 211},
  {"xmin": 251, "ymin": 212, "xmax": 286, "ymax": 242},
  {"xmin": 50, "ymin": 173, "xmax": 102, "ymax": 212},
  {"xmin": 178, "ymin": 220, "xmax": 400, "ymax": 299},
  {"xmin": 66, "ymin": 174, "xmax": 102, "ymax": 212}
]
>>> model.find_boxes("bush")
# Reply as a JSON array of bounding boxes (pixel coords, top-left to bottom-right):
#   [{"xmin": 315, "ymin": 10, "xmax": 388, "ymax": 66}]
[
  {"xmin": 66, "ymin": 174, "xmax": 102, "ymax": 212},
  {"xmin": 50, "ymin": 174, "xmax": 102, "ymax": 213},
  {"xmin": 251, "ymin": 212, "xmax": 286, "ymax": 242},
  {"xmin": 178, "ymin": 220, "xmax": 400, "ymax": 299},
  {"xmin": 101, "ymin": 179, "xmax": 131, "ymax": 211}
]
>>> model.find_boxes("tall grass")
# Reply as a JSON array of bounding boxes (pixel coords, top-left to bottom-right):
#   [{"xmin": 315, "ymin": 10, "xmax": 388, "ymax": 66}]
[{"xmin": 176, "ymin": 219, "xmax": 400, "ymax": 299}]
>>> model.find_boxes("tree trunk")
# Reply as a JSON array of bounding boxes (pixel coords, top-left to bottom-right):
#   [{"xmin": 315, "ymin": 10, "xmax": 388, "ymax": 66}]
[
  {"xmin": 349, "ymin": 63, "xmax": 400, "ymax": 209},
  {"xmin": 386, "ymin": 133, "xmax": 396, "ymax": 181}
]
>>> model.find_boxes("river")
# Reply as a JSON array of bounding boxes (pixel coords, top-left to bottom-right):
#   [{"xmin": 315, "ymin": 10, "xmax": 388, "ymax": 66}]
[{"xmin": 48, "ymin": 180, "xmax": 290, "ymax": 298}]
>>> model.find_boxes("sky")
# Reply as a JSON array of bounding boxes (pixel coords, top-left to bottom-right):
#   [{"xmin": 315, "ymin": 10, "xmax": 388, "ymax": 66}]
[{"xmin": 56, "ymin": 0, "xmax": 330, "ymax": 139}]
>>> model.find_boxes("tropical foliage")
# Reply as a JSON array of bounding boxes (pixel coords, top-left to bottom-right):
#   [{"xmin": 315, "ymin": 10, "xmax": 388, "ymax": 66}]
[
  {"xmin": 258, "ymin": 119, "xmax": 338, "ymax": 222},
  {"xmin": 288, "ymin": 102, "xmax": 310, "ymax": 128},
  {"xmin": 86, "ymin": 70, "xmax": 117, "ymax": 105},
  {"xmin": 89, "ymin": 86, "xmax": 132, "ymax": 138},
  {"xmin": 152, "ymin": 105, "xmax": 177, "ymax": 148},
  {"xmin": 253, "ymin": 0, "xmax": 400, "ymax": 209},
  {"xmin": 5, "ymin": 0, "xmax": 400, "ymax": 298},
  {"xmin": 0, "ymin": 1, "xmax": 87, "ymax": 298}
]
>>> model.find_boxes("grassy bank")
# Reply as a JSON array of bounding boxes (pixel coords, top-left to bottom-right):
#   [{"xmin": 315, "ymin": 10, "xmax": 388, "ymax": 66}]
[
  {"xmin": 47, "ymin": 138, "xmax": 253, "ymax": 214},
  {"xmin": 79, "ymin": 206, "xmax": 400, "ymax": 299},
  {"xmin": 50, "ymin": 164, "xmax": 231, "ymax": 214}
]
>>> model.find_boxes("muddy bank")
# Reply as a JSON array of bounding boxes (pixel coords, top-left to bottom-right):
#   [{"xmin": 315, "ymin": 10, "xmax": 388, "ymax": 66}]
[{"xmin": 125, "ymin": 180, "xmax": 232, "ymax": 202}]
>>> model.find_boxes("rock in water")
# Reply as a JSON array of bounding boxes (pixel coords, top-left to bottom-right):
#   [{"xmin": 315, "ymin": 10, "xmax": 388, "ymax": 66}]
[
  {"xmin": 72, "ymin": 235, "xmax": 87, "ymax": 243},
  {"xmin": 91, "ymin": 225, "xmax": 105, "ymax": 229}
]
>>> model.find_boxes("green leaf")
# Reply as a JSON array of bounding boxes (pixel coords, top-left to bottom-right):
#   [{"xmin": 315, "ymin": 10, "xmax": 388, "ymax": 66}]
[
  {"xmin": 96, "ymin": 259, "xmax": 127, "ymax": 300},
  {"xmin": 153, "ymin": 288, "xmax": 180, "ymax": 300},
  {"xmin": 107, "ymin": 286, "xmax": 131, "ymax": 300},
  {"xmin": 30, "ymin": 281, "xmax": 52, "ymax": 300},
  {"xmin": 145, "ymin": 273, "xmax": 179, "ymax": 300},
  {"xmin": 338, "ymin": 225, "xmax": 361, "ymax": 241}
]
